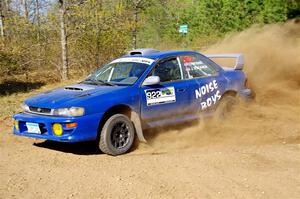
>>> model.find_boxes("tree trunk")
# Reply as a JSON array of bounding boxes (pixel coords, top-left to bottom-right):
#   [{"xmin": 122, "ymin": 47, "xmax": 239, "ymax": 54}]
[
  {"xmin": 35, "ymin": 0, "xmax": 40, "ymax": 26},
  {"xmin": 59, "ymin": 0, "xmax": 68, "ymax": 81},
  {"xmin": 22, "ymin": 0, "xmax": 28, "ymax": 20},
  {"xmin": 132, "ymin": 0, "xmax": 143, "ymax": 49},
  {"xmin": 132, "ymin": 8, "xmax": 137, "ymax": 49},
  {"xmin": 35, "ymin": 0, "xmax": 41, "ymax": 68},
  {"xmin": 0, "ymin": 11, "xmax": 4, "ymax": 38},
  {"xmin": 95, "ymin": 0, "xmax": 102, "ymax": 66},
  {"xmin": 0, "ymin": 1, "xmax": 6, "ymax": 38}
]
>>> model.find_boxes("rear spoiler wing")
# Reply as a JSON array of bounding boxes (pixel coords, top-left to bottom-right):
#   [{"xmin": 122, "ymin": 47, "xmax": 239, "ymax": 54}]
[{"xmin": 205, "ymin": 53, "xmax": 244, "ymax": 70}]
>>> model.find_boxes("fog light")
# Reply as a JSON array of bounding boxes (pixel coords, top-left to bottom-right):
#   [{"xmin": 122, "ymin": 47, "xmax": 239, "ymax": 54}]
[
  {"xmin": 15, "ymin": 120, "xmax": 19, "ymax": 132},
  {"xmin": 66, "ymin": 122, "xmax": 77, "ymax": 128},
  {"xmin": 52, "ymin": 123, "xmax": 63, "ymax": 136}
]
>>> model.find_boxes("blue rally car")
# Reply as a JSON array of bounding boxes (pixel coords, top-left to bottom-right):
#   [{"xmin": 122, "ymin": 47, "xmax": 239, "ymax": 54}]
[{"xmin": 13, "ymin": 49, "xmax": 252, "ymax": 155}]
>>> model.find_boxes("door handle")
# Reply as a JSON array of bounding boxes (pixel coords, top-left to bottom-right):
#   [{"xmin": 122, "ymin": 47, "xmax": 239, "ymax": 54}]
[{"xmin": 176, "ymin": 88, "xmax": 186, "ymax": 92}]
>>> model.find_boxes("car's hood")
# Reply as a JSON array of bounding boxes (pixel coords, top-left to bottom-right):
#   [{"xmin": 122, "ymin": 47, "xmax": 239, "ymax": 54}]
[{"xmin": 25, "ymin": 83, "xmax": 125, "ymax": 108}]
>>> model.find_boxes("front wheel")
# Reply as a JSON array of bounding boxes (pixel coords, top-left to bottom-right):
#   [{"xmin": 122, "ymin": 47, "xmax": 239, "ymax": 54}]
[{"xmin": 99, "ymin": 114, "xmax": 135, "ymax": 156}]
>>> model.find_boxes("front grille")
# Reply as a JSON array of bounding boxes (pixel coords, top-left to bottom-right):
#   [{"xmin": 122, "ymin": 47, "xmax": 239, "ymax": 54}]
[{"xmin": 29, "ymin": 106, "xmax": 52, "ymax": 114}]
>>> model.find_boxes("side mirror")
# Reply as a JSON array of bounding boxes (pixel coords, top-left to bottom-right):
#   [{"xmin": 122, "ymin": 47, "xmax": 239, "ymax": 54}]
[{"xmin": 142, "ymin": 76, "xmax": 160, "ymax": 86}]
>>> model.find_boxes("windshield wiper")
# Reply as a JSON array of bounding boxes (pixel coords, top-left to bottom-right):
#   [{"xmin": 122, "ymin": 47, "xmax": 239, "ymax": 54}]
[
  {"xmin": 82, "ymin": 79, "xmax": 115, "ymax": 86},
  {"xmin": 95, "ymin": 79, "xmax": 115, "ymax": 86}
]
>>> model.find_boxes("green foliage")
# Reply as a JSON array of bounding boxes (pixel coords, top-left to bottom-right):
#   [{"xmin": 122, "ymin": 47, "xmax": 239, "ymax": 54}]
[
  {"xmin": 140, "ymin": 0, "xmax": 297, "ymax": 47},
  {"xmin": 260, "ymin": 0, "xmax": 287, "ymax": 23},
  {"xmin": 287, "ymin": 0, "xmax": 300, "ymax": 19}
]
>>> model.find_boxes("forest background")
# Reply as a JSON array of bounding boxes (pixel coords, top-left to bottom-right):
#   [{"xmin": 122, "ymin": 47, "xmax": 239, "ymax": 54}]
[{"xmin": 0, "ymin": 0, "xmax": 299, "ymax": 85}]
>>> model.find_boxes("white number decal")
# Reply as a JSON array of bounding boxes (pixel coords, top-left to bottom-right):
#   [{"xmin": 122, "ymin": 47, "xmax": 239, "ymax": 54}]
[
  {"xmin": 146, "ymin": 90, "xmax": 162, "ymax": 99},
  {"xmin": 144, "ymin": 87, "xmax": 176, "ymax": 106}
]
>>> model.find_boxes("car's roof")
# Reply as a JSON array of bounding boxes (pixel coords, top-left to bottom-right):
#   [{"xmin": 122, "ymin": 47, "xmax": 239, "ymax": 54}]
[{"xmin": 122, "ymin": 50, "xmax": 199, "ymax": 60}]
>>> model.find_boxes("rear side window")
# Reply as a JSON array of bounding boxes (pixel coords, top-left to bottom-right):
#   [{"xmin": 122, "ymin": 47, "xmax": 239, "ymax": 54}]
[
  {"xmin": 151, "ymin": 58, "xmax": 182, "ymax": 82},
  {"xmin": 180, "ymin": 54, "xmax": 217, "ymax": 79}
]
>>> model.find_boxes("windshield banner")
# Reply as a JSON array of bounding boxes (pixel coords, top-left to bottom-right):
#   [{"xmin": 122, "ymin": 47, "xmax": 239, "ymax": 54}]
[{"xmin": 110, "ymin": 57, "xmax": 155, "ymax": 65}]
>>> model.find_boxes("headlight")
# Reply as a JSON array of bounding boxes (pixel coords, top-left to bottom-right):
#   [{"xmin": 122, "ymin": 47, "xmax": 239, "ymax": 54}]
[
  {"xmin": 53, "ymin": 107, "xmax": 85, "ymax": 117},
  {"xmin": 21, "ymin": 103, "xmax": 30, "ymax": 112}
]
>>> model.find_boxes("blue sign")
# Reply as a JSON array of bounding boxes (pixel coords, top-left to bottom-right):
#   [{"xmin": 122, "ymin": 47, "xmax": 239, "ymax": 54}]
[{"xmin": 179, "ymin": 24, "xmax": 188, "ymax": 34}]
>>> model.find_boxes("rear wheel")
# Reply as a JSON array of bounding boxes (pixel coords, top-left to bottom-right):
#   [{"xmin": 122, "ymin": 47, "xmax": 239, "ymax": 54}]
[
  {"xmin": 99, "ymin": 114, "xmax": 135, "ymax": 156},
  {"xmin": 215, "ymin": 95, "xmax": 237, "ymax": 120}
]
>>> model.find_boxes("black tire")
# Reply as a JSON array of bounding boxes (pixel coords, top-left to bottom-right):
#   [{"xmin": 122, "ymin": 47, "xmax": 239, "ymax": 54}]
[
  {"xmin": 99, "ymin": 114, "xmax": 135, "ymax": 156},
  {"xmin": 215, "ymin": 95, "xmax": 237, "ymax": 120}
]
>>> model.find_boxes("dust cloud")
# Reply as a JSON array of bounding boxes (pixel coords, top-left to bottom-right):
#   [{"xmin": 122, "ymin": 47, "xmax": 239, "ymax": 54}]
[{"xmin": 139, "ymin": 20, "xmax": 300, "ymax": 153}]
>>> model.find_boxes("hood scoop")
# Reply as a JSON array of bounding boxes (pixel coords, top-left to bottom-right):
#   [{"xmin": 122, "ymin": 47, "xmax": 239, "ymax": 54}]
[
  {"xmin": 64, "ymin": 84, "xmax": 95, "ymax": 91},
  {"xmin": 65, "ymin": 87, "xmax": 83, "ymax": 91}
]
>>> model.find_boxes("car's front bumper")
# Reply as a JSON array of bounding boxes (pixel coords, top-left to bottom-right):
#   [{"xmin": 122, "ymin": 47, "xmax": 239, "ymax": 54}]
[{"xmin": 13, "ymin": 112, "xmax": 103, "ymax": 142}]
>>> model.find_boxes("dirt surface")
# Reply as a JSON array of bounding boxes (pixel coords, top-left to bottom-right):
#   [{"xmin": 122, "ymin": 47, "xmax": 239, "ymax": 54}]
[{"xmin": 1, "ymin": 21, "xmax": 300, "ymax": 199}]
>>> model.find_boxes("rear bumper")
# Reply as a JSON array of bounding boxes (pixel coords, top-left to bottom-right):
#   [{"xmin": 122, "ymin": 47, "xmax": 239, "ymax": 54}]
[{"xmin": 13, "ymin": 112, "xmax": 103, "ymax": 142}]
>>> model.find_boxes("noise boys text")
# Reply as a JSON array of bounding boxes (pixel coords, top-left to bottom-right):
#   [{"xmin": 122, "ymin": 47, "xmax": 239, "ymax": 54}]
[{"xmin": 195, "ymin": 80, "xmax": 221, "ymax": 109}]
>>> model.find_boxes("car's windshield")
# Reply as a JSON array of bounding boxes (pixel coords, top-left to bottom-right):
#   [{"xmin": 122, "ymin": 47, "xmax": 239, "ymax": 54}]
[{"xmin": 85, "ymin": 61, "xmax": 149, "ymax": 86}]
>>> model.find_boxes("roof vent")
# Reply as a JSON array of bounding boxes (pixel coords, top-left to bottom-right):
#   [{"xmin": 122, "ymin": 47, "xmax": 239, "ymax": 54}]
[{"xmin": 128, "ymin": 49, "xmax": 160, "ymax": 56}]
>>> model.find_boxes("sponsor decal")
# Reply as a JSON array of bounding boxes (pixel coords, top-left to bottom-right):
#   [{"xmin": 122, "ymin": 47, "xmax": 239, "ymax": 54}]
[
  {"xmin": 110, "ymin": 57, "xmax": 155, "ymax": 65},
  {"xmin": 145, "ymin": 87, "xmax": 176, "ymax": 106},
  {"xmin": 195, "ymin": 80, "xmax": 221, "ymax": 110},
  {"xmin": 185, "ymin": 61, "xmax": 209, "ymax": 70}
]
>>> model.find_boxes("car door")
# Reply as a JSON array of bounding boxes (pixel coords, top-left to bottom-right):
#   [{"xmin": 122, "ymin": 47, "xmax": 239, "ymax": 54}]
[
  {"xmin": 140, "ymin": 57, "xmax": 194, "ymax": 126},
  {"xmin": 179, "ymin": 53, "xmax": 227, "ymax": 113}
]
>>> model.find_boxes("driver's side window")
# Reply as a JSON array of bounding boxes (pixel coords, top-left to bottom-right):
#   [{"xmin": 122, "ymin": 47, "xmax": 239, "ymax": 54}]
[{"xmin": 152, "ymin": 58, "xmax": 182, "ymax": 82}]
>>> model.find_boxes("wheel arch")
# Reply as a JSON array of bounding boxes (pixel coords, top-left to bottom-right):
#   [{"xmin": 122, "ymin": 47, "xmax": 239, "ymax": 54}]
[{"xmin": 222, "ymin": 90, "xmax": 237, "ymax": 98}]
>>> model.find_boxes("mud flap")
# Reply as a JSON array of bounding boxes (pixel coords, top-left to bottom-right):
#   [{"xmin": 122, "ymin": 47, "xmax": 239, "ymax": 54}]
[{"xmin": 131, "ymin": 111, "xmax": 147, "ymax": 143}]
